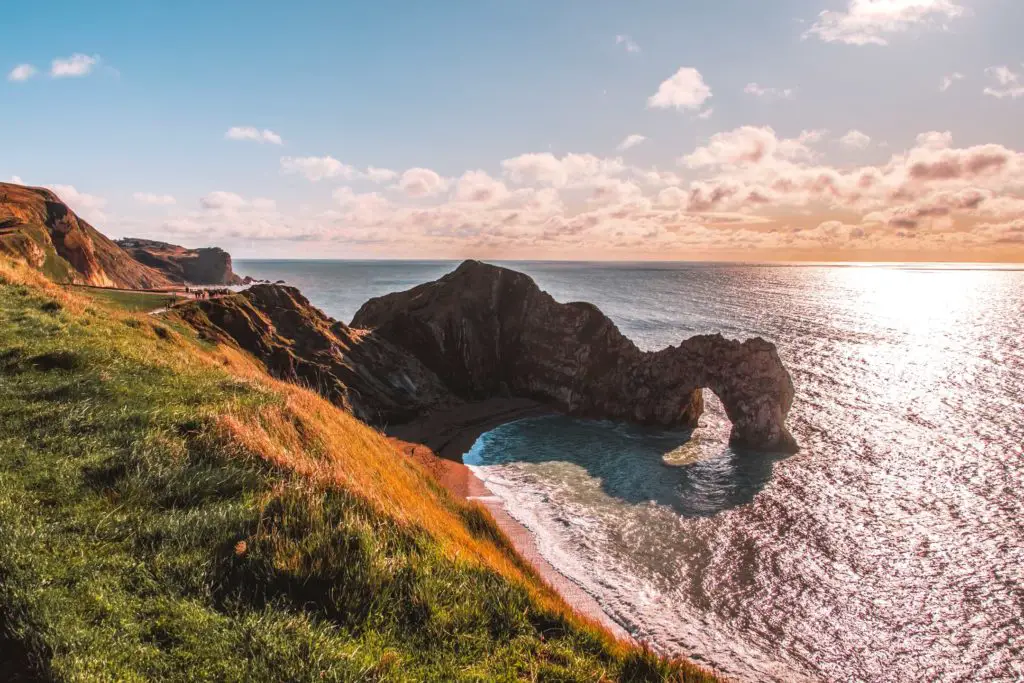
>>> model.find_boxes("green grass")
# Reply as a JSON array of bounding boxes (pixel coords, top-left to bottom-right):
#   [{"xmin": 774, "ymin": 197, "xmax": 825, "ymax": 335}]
[
  {"xmin": 0, "ymin": 268, "xmax": 716, "ymax": 682},
  {"xmin": 0, "ymin": 225, "xmax": 78, "ymax": 284},
  {"xmin": 74, "ymin": 287, "xmax": 182, "ymax": 312}
]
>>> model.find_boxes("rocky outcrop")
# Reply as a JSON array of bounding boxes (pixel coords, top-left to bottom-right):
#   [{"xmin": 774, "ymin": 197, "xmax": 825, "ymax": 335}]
[
  {"xmin": 177, "ymin": 285, "xmax": 452, "ymax": 424},
  {"xmin": 353, "ymin": 260, "xmax": 798, "ymax": 452},
  {"xmin": 116, "ymin": 238, "xmax": 244, "ymax": 285},
  {"xmin": 0, "ymin": 183, "xmax": 174, "ymax": 289},
  {"xmin": 179, "ymin": 261, "xmax": 797, "ymax": 452}
]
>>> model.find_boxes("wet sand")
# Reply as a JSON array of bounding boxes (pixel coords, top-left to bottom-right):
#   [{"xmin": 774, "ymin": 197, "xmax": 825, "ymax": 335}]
[{"xmin": 387, "ymin": 398, "xmax": 632, "ymax": 641}]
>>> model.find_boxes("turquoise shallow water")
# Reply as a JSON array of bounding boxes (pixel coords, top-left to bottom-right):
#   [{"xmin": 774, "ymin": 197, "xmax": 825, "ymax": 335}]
[{"xmin": 237, "ymin": 260, "xmax": 1024, "ymax": 682}]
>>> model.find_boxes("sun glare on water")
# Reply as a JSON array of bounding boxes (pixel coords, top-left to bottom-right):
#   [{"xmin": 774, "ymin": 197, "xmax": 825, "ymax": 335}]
[{"xmin": 835, "ymin": 266, "xmax": 986, "ymax": 333}]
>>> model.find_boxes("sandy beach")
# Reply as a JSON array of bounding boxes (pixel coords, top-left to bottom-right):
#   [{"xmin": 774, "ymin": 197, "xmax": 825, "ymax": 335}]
[{"xmin": 387, "ymin": 398, "xmax": 632, "ymax": 641}]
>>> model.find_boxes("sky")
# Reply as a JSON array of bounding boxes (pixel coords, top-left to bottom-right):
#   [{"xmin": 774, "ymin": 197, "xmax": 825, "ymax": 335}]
[{"xmin": 2, "ymin": 0, "xmax": 1024, "ymax": 262}]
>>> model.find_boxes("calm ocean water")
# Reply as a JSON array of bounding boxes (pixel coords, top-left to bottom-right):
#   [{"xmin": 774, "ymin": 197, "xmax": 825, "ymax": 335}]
[{"xmin": 237, "ymin": 259, "xmax": 1024, "ymax": 682}]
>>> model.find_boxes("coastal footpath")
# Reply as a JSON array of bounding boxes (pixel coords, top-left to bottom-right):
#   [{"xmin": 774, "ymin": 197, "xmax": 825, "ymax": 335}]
[{"xmin": 1, "ymin": 182, "xmax": 721, "ymax": 680}]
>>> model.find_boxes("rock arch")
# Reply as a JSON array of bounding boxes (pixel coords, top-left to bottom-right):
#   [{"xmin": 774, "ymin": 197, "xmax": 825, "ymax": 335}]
[{"xmin": 352, "ymin": 260, "xmax": 798, "ymax": 453}]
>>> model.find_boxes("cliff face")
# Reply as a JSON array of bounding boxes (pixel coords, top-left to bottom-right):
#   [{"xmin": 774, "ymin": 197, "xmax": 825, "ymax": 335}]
[
  {"xmin": 177, "ymin": 284, "xmax": 452, "ymax": 424},
  {"xmin": 117, "ymin": 238, "xmax": 243, "ymax": 285},
  {"xmin": 0, "ymin": 182, "xmax": 173, "ymax": 289},
  {"xmin": 187, "ymin": 261, "xmax": 797, "ymax": 452},
  {"xmin": 353, "ymin": 260, "xmax": 797, "ymax": 451}
]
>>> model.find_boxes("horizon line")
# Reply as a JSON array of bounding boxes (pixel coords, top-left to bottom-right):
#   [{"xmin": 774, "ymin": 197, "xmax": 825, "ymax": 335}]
[{"xmin": 232, "ymin": 257, "xmax": 1024, "ymax": 269}]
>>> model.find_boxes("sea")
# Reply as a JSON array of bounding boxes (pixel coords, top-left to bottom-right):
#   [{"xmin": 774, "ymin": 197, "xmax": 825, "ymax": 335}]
[{"xmin": 236, "ymin": 259, "xmax": 1024, "ymax": 682}]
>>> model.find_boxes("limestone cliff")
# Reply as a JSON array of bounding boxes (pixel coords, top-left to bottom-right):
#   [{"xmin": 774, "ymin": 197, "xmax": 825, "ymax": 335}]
[
  {"xmin": 0, "ymin": 182, "xmax": 173, "ymax": 289},
  {"xmin": 117, "ymin": 238, "xmax": 244, "ymax": 285}
]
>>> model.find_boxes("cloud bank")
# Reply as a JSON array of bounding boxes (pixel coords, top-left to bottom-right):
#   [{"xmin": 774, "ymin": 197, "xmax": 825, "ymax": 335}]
[{"xmin": 128, "ymin": 126, "xmax": 1024, "ymax": 260}]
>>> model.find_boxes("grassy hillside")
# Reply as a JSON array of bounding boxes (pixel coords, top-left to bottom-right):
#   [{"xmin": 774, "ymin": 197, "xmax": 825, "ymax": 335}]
[
  {"xmin": 0, "ymin": 221, "xmax": 79, "ymax": 284},
  {"xmin": 74, "ymin": 286, "xmax": 184, "ymax": 313},
  {"xmin": 0, "ymin": 256, "xmax": 715, "ymax": 682}
]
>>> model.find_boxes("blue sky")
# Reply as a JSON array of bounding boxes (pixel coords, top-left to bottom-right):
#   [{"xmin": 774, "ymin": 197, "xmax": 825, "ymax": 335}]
[{"xmin": 2, "ymin": 0, "xmax": 1023, "ymax": 260}]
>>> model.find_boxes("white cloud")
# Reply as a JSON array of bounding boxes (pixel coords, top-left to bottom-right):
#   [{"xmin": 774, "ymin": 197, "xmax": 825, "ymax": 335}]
[
  {"xmin": 333, "ymin": 187, "xmax": 390, "ymax": 217},
  {"xmin": 634, "ymin": 168, "xmax": 683, "ymax": 187},
  {"xmin": 9, "ymin": 176, "xmax": 25, "ymax": 185},
  {"xmin": 7, "ymin": 64, "xmax": 37, "ymax": 82},
  {"xmin": 225, "ymin": 126, "xmax": 283, "ymax": 145},
  {"xmin": 804, "ymin": 0, "xmax": 965, "ymax": 46},
  {"xmin": 199, "ymin": 191, "xmax": 275, "ymax": 213},
  {"xmin": 683, "ymin": 126, "xmax": 814, "ymax": 168},
  {"xmin": 617, "ymin": 134, "xmax": 647, "ymax": 151},
  {"xmin": 331, "ymin": 187, "xmax": 357, "ymax": 204},
  {"xmin": 697, "ymin": 107, "xmax": 715, "ymax": 120},
  {"xmin": 50, "ymin": 53, "xmax": 99, "ymax": 78},
  {"xmin": 656, "ymin": 186, "xmax": 688, "ymax": 208},
  {"xmin": 799, "ymin": 129, "xmax": 828, "ymax": 144},
  {"xmin": 280, "ymin": 156, "xmax": 356, "ymax": 182},
  {"xmin": 398, "ymin": 167, "xmax": 447, "ymax": 197},
  {"xmin": 983, "ymin": 65, "xmax": 1024, "ymax": 99},
  {"xmin": 915, "ymin": 131, "xmax": 954, "ymax": 149},
  {"xmin": 364, "ymin": 166, "xmax": 398, "ymax": 183},
  {"xmin": 200, "ymin": 191, "xmax": 247, "ymax": 211},
  {"xmin": 839, "ymin": 130, "xmax": 872, "ymax": 149},
  {"xmin": 615, "ymin": 34, "xmax": 640, "ymax": 53},
  {"xmin": 647, "ymin": 67, "xmax": 712, "ymax": 111},
  {"xmin": 673, "ymin": 125, "xmax": 1024, "ymax": 239},
  {"xmin": 502, "ymin": 153, "xmax": 625, "ymax": 188},
  {"xmin": 744, "ymin": 83, "xmax": 795, "ymax": 98},
  {"xmin": 281, "ymin": 158, "xmax": 406, "ymax": 184},
  {"xmin": 133, "ymin": 192, "xmax": 177, "ymax": 206},
  {"xmin": 454, "ymin": 170, "xmax": 510, "ymax": 203},
  {"xmin": 588, "ymin": 178, "xmax": 643, "ymax": 206},
  {"xmin": 940, "ymin": 72, "xmax": 964, "ymax": 92}
]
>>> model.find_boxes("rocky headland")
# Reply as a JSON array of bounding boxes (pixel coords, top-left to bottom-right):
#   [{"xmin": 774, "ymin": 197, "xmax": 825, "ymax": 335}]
[
  {"xmin": 116, "ymin": 238, "xmax": 244, "ymax": 285},
  {"xmin": 181, "ymin": 260, "xmax": 798, "ymax": 453}
]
